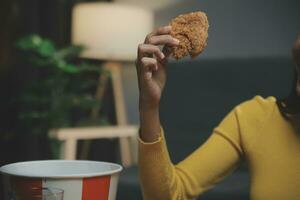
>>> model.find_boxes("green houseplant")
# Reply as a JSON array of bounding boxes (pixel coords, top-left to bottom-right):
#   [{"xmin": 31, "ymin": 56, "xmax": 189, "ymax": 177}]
[{"xmin": 16, "ymin": 35, "xmax": 109, "ymax": 158}]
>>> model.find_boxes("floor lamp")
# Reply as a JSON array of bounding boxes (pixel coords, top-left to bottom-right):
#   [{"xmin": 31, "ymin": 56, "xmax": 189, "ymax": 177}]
[{"xmin": 61, "ymin": 2, "xmax": 154, "ymax": 167}]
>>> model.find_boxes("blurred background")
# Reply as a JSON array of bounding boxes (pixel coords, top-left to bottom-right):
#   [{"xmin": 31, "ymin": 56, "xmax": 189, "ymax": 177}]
[{"xmin": 0, "ymin": 0, "xmax": 300, "ymax": 199}]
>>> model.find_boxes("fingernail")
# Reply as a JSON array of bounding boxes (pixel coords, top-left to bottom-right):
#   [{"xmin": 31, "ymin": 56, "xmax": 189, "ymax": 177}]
[
  {"xmin": 174, "ymin": 38, "xmax": 180, "ymax": 44},
  {"xmin": 160, "ymin": 52, "xmax": 165, "ymax": 59}
]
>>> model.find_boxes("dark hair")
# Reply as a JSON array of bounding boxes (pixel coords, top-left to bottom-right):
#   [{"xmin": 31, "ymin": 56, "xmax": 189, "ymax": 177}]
[
  {"xmin": 276, "ymin": 69, "xmax": 300, "ymax": 132},
  {"xmin": 293, "ymin": 37, "xmax": 300, "ymax": 67},
  {"xmin": 277, "ymin": 70, "xmax": 299, "ymax": 113},
  {"xmin": 277, "ymin": 39, "xmax": 300, "ymax": 130}
]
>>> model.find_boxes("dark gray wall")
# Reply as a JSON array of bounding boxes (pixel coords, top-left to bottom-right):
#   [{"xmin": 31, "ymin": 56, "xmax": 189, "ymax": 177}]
[
  {"xmin": 123, "ymin": 0, "xmax": 300, "ymax": 124},
  {"xmin": 155, "ymin": 0, "xmax": 300, "ymax": 59}
]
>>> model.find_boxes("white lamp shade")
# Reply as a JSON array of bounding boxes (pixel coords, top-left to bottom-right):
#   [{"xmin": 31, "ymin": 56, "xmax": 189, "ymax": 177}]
[{"xmin": 72, "ymin": 3, "xmax": 154, "ymax": 61}]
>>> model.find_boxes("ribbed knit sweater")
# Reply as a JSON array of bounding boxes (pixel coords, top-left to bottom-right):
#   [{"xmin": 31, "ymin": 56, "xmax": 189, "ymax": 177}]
[{"xmin": 139, "ymin": 96, "xmax": 300, "ymax": 200}]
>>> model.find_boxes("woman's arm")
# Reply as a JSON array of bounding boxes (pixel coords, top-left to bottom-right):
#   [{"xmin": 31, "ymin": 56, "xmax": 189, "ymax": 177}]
[
  {"xmin": 136, "ymin": 25, "xmax": 179, "ymax": 143},
  {"xmin": 138, "ymin": 93, "xmax": 274, "ymax": 199},
  {"xmin": 135, "ymin": 26, "xmax": 256, "ymax": 199},
  {"xmin": 138, "ymin": 110, "xmax": 242, "ymax": 200},
  {"xmin": 136, "ymin": 25, "xmax": 241, "ymax": 200}
]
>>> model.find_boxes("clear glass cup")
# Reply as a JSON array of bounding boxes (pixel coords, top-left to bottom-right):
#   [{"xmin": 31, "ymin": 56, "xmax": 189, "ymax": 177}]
[{"xmin": 26, "ymin": 187, "xmax": 64, "ymax": 200}]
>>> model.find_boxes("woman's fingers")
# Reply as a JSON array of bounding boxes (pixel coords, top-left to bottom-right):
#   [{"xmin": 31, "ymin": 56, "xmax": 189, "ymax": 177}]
[
  {"xmin": 140, "ymin": 57, "xmax": 158, "ymax": 72},
  {"xmin": 139, "ymin": 57, "xmax": 158, "ymax": 80},
  {"xmin": 138, "ymin": 44, "xmax": 165, "ymax": 60},
  {"xmin": 141, "ymin": 25, "xmax": 179, "ymax": 58},
  {"xmin": 145, "ymin": 25, "xmax": 172, "ymax": 42},
  {"xmin": 136, "ymin": 25, "xmax": 179, "ymax": 75},
  {"xmin": 145, "ymin": 25, "xmax": 179, "ymax": 46},
  {"xmin": 146, "ymin": 34, "xmax": 179, "ymax": 46},
  {"xmin": 156, "ymin": 25, "xmax": 172, "ymax": 35}
]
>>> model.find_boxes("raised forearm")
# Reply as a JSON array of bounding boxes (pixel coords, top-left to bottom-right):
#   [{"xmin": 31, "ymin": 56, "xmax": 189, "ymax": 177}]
[{"xmin": 139, "ymin": 105, "xmax": 161, "ymax": 142}]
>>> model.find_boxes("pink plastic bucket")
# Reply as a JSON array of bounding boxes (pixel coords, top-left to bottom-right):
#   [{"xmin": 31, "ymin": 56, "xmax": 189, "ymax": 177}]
[{"xmin": 0, "ymin": 160, "xmax": 123, "ymax": 200}]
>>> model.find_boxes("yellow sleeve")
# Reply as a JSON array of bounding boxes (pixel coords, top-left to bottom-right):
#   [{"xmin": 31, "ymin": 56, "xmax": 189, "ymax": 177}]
[{"xmin": 138, "ymin": 96, "xmax": 275, "ymax": 200}]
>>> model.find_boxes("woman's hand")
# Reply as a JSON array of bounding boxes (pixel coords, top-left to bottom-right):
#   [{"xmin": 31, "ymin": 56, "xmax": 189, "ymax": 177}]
[{"xmin": 136, "ymin": 25, "xmax": 179, "ymax": 110}]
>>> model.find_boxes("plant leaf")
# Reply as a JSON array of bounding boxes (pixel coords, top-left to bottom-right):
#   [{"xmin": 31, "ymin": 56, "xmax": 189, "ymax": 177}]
[
  {"xmin": 57, "ymin": 61, "xmax": 80, "ymax": 73},
  {"xmin": 16, "ymin": 35, "xmax": 55, "ymax": 57},
  {"xmin": 39, "ymin": 40, "xmax": 55, "ymax": 57},
  {"xmin": 54, "ymin": 45, "xmax": 84, "ymax": 60},
  {"xmin": 16, "ymin": 34, "xmax": 42, "ymax": 50}
]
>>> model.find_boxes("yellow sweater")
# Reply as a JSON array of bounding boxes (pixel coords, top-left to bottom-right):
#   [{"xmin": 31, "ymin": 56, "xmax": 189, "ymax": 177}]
[{"xmin": 138, "ymin": 96, "xmax": 300, "ymax": 200}]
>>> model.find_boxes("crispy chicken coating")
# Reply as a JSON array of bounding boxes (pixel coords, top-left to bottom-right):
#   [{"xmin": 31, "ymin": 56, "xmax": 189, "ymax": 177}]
[{"xmin": 170, "ymin": 11, "xmax": 209, "ymax": 59}]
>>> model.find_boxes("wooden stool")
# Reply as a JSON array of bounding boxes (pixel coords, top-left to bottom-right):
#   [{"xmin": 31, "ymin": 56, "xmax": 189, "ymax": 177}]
[{"xmin": 49, "ymin": 62, "xmax": 138, "ymax": 167}]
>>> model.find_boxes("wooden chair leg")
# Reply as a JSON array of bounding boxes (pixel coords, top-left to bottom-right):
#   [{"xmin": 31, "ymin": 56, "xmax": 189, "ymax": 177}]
[
  {"xmin": 105, "ymin": 62, "xmax": 134, "ymax": 167},
  {"xmin": 119, "ymin": 137, "xmax": 133, "ymax": 167},
  {"xmin": 54, "ymin": 62, "xmax": 137, "ymax": 166},
  {"xmin": 60, "ymin": 139, "xmax": 77, "ymax": 160}
]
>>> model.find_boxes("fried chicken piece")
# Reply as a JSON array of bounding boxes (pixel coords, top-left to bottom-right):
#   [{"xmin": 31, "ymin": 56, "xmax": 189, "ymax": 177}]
[{"xmin": 170, "ymin": 11, "xmax": 209, "ymax": 59}]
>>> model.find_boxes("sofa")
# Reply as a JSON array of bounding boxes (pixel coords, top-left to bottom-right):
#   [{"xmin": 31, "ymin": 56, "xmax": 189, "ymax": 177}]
[{"xmin": 117, "ymin": 57, "xmax": 294, "ymax": 200}]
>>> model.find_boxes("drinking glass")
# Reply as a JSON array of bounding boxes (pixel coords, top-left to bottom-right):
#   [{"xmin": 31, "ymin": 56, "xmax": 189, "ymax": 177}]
[{"xmin": 26, "ymin": 187, "xmax": 64, "ymax": 200}]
